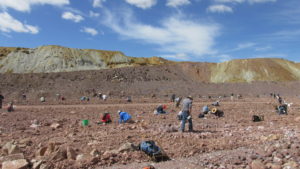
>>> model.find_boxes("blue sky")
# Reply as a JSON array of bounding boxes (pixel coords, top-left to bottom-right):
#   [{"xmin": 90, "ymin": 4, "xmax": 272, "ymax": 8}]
[{"xmin": 0, "ymin": 0, "xmax": 299, "ymax": 62}]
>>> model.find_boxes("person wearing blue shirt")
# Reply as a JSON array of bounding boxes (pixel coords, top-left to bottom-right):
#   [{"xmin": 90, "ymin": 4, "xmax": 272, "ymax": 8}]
[{"xmin": 118, "ymin": 110, "xmax": 132, "ymax": 123}]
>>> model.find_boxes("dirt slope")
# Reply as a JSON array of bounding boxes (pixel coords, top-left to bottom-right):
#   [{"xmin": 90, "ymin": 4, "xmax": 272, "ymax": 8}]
[
  {"xmin": 1, "ymin": 46, "xmax": 300, "ymax": 83},
  {"xmin": 0, "ymin": 45, "xmax": 170, "ymax": 73},
  {"xmin": 210, "ymin": 58, "xmax": 300, "ymax": 83}
]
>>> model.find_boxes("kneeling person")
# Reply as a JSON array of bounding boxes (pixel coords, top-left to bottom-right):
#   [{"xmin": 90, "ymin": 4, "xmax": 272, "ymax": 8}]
[
  {"xmin": 7, "ymin": 101, "xmax": 14, "ymax": 112},
  {"xmin": 118, "ymin": 110, "xmax": 133, "ymax": 123},
  {"xmin": 98, "ymin": 112, "xmax": 112, "ymax": 124}
]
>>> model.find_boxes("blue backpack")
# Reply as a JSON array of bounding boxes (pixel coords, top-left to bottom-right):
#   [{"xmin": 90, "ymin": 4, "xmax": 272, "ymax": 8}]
[{"xmin": 139, "ymin": 141, "xmax": 161, "ymax": 156}]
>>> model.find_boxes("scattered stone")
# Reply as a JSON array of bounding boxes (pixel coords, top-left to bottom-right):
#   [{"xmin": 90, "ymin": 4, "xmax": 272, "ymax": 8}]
[
  {"xmin": 39, "ymin": 163, "xmax": 53, "ymax": 169},
  {"xmin": 0, "ymin": 153, "xmax": 24, "ymax": 163},
  {"xmin": 251, "ymin": 160, "xmax": 266, "ymax": 169},
  {"xmin": 261, "ymin": 134, "xmax": 281, "ymax": 142},
  {"xmin": 2, "ymin": 159, "xmax": 28, "ymax": 169},
  {"xmin": 118, "ymin": 142, "xmax": 138, "ymax": 153},
  {"xmin": 67, "ymin": 147, "xmax": 77, "ymax": 160},
  {"xmin": 283, "ymin": 161, "xmax": 298, "ymax": 169},
  {"xmin": 273, "ymin": 156, "xmax": 283, "ymax": 164},
  {"xmin": 266, "ymin": 163, "xmax": 281, "ymax": 169},
  {"xmin": 294, "ymin": 116, "xmax": 300, "ymax": 122},
  {"xmin": 50, "ymin": 123, "xmax": 61, "ymax": 129},
  {"xmin": 50, "ymin": 148, "xmax": 67, "ymax": 161},
  {"xmin": 90, "ymin": 149, "xmax": 100, "ymax": 157},
  {"xmin": 36, "ymin": 147, "xmax": 47, "ymax": 157},
  {"xmin": 2, "ymin": 142, "xmax": 21, "ymax": 155},
  {"xmin": 76, "ymin": 154, "xmax": 98, "ymax": 164},
  {"xmin": 70, "ymin": 111, "xmax": 76, "ymax": 114},
  {"xmin": 87, "ymin": 140, "xmax": 101, "ymax": 146},
  {"xmin": 45, "ymin": 142, "xmax": 57, "ymax": 155},
  {"xmin": 32, "ymin": 160, "xmax": 43, "ymax": 169}
]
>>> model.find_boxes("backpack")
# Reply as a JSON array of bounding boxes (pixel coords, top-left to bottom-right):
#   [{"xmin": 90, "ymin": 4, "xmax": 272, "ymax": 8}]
[
  {"xmin": 139, "ymin": 141, "xmax": 161, "ymax": 156},
  {"xmin": 252, "ymin": 115, "xmax": 264, "ymax": 122}
]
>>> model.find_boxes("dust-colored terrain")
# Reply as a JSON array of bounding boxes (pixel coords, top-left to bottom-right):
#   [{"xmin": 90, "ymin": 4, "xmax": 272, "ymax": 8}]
[
  {"xmin": 1, "ymin": 45, "xmax": 300, "ymax": 169},
  {"xmin": 0, "ymin": 97, "xmax": 300, "ymax": 169}
]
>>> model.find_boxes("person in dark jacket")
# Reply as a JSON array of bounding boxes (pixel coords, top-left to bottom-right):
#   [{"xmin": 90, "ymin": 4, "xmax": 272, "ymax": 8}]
[
  {"xmin": 0, "ymin": 93, "xmax": 4, "ymax": 109},
  {"xmin": 7, "ymin": 101, "xmax": 14, "ymax": 112}
]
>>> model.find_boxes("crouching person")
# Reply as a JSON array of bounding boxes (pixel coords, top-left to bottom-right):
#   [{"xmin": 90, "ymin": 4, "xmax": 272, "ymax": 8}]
[
  {"xmin": 198, "ymin": 105, "xmax": 210, "ymax": 118},
  {"xmin": 211, "ymin": 108, "xmax": 224, "ymax": 117},
  {"xmin": 277, "ymin": 104, "xmax": 288, "ymax": 115},
  {"xmin": 154, "ymin": 104, "xmax": 167, "ymax": 114},
  {"xmin": 98, "ymin": 112, "xmax": 112, "ymax": 124},
  {"xmin": 118, "ymin": 110, "xmax": 134, "ymax": 123},
  {"xmin": 7, "ymin": 101, "xmax": 14, "ymax": 112}
]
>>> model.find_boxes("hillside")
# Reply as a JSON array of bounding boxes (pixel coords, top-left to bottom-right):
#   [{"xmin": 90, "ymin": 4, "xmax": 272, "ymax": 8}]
[
  {"xmin": 210, "ymin": 58, "xmax": 300, "ymax": 83},
  {"xmin": 0, "ymin": 45, "xmax": 170, "ymax": 73},
  {"xmin": 0, "ymin": 45, "xmax": 300, "ymax": 83}
]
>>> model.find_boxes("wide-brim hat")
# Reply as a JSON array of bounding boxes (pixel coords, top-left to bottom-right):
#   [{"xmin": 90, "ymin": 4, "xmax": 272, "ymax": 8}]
[
  {"xmin": 187, "ymin": 96, "xmax": 193, "ymax": 100},
  {"xmin": 212, "ymin": 108, "xmax": 217, "ymax": 113}
]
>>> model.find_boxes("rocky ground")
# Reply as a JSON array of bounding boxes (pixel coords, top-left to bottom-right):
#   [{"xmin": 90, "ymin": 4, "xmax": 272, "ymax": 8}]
[{"xmin": 0, "ymin": 96, "xmax": 300, "ymax": 169}]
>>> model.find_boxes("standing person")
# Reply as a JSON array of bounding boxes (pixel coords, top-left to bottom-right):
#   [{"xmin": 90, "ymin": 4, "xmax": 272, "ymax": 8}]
[
  {"xmin": 278, "ymin": 96, "xmax": 283, "ymax": 104},
  {"xmin": 170, "ymin": 94, "xmax": 176, "ymax": 102},
  {"xmin": 230, "ymin": 93, "xmax": 234, "ymax": 101},
  {"xmin": 0, "ymin": 93, "xmax": 4, "ymax": 109},
  {"xmin": 180, "ymin": 96, "xmax": 193, "ymax": 132}
]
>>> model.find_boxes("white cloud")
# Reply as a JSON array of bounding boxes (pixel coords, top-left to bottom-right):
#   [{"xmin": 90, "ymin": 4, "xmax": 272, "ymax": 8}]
[
  {"xmin": 267, "ymin": 29, "xmax": 300, "ymax": 41},
  {"xmin": 0, "ymin": 12, "xmax": 39, "ymax": 34},
  {"xmin": 214, "ymin": 0, "xmax": 276, "ymax": 3},
  {"xmin": 248, "ymin": 0, "xmax": 276, "ymax": 4},
  {"xmin": 102, "ymin": 9, "xmax": 220, "ymax": 58},
  {"xmin": 89, "ymin": 11, "xmax": 100, "ymax": 17},
  {"xmin": 93, "ymin": 0, "xmax": 106, "ymax": 8},
  {"xmin": 236, "ymin": 42, "xmax": 256, "ymax": 49},
  {"xmin": 161, "ymin": 53, "xmax": 192, "ymax": 61},
  {"xmin": 166, "ymin": 0, "xmax": 191, "ymax": 8},
  {"xmin": 214, "ymin": 0, "xmax": 245, "ymax": 3},
  {"xmin": 251, "ymin": 53, "xmax": 287, "ymax": 58},
  {"xmin": 0, "ymin": 0, "xmax": 69, "ymax": 12},
  {"xmin": 255, "ymin": 45, "xmax": 272, "ymax": 51},
  {"xmin": 217, "ymin": 54, "xmax": 232, "ymax": 62},
  {"xmin": 62, "ymin": 12, "xmax": 84, "ymax": 23},
  {"xmin": 81, "ymin": 27, "xmax": 98, "ymax": 36},
  {"xmin": 207, "ymin": 5, "xmax": 233, "ymax": 13},
  {"xmin": 124, "ymin": 0, "xmax": 157, "ymax": 9}
]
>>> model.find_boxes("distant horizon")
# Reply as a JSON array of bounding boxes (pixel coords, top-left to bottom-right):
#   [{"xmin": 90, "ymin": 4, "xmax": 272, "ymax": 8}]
[{"xmin": 1, "ymin": 44, "xmax": 299, "ymax": 63}]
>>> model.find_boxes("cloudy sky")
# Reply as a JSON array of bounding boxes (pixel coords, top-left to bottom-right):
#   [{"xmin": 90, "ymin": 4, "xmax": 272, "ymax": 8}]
[{"xmin": 0, "ymin": 0, "xmax": 299, "ymax": 62}]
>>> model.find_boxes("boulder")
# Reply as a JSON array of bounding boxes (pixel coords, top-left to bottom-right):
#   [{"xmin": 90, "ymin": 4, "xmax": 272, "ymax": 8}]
[
  {"xmin": 76, "ymin": 154, "xmax": 99, "ymax": 164},
  {"xmin": 0, "ymin": 153, "xmax": 24, "ymax": 163},
  {"xmin": 50, "ymin": 123, "xmax": 61, "ymax": 129},
  {"xmin": 2, "ymin": 142, "xmax": 21, "ymax": 155},
  {"xmin": 2, "ymin": 159, "xmax": 28, "ymax": 169},
  {"xmin": 251, "ymin": 160, "xmax": 266, "ymax": 169},
  {"xmin": 117, "ymin": 142, "xmax": 138, "ymax": 153}
]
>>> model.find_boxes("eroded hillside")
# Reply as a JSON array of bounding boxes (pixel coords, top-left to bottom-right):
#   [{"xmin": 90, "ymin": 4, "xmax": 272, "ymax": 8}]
[
  {"xmin": 0, "ymin": 45, "xmax": 300, "ymax": 83},
  {"xmin": 210, "ymin": 58, "xmax": 300, "ymax": 83},
  {"xmin": 0, "ymin": 45, "xmax": 170, "ymax": 73}
]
